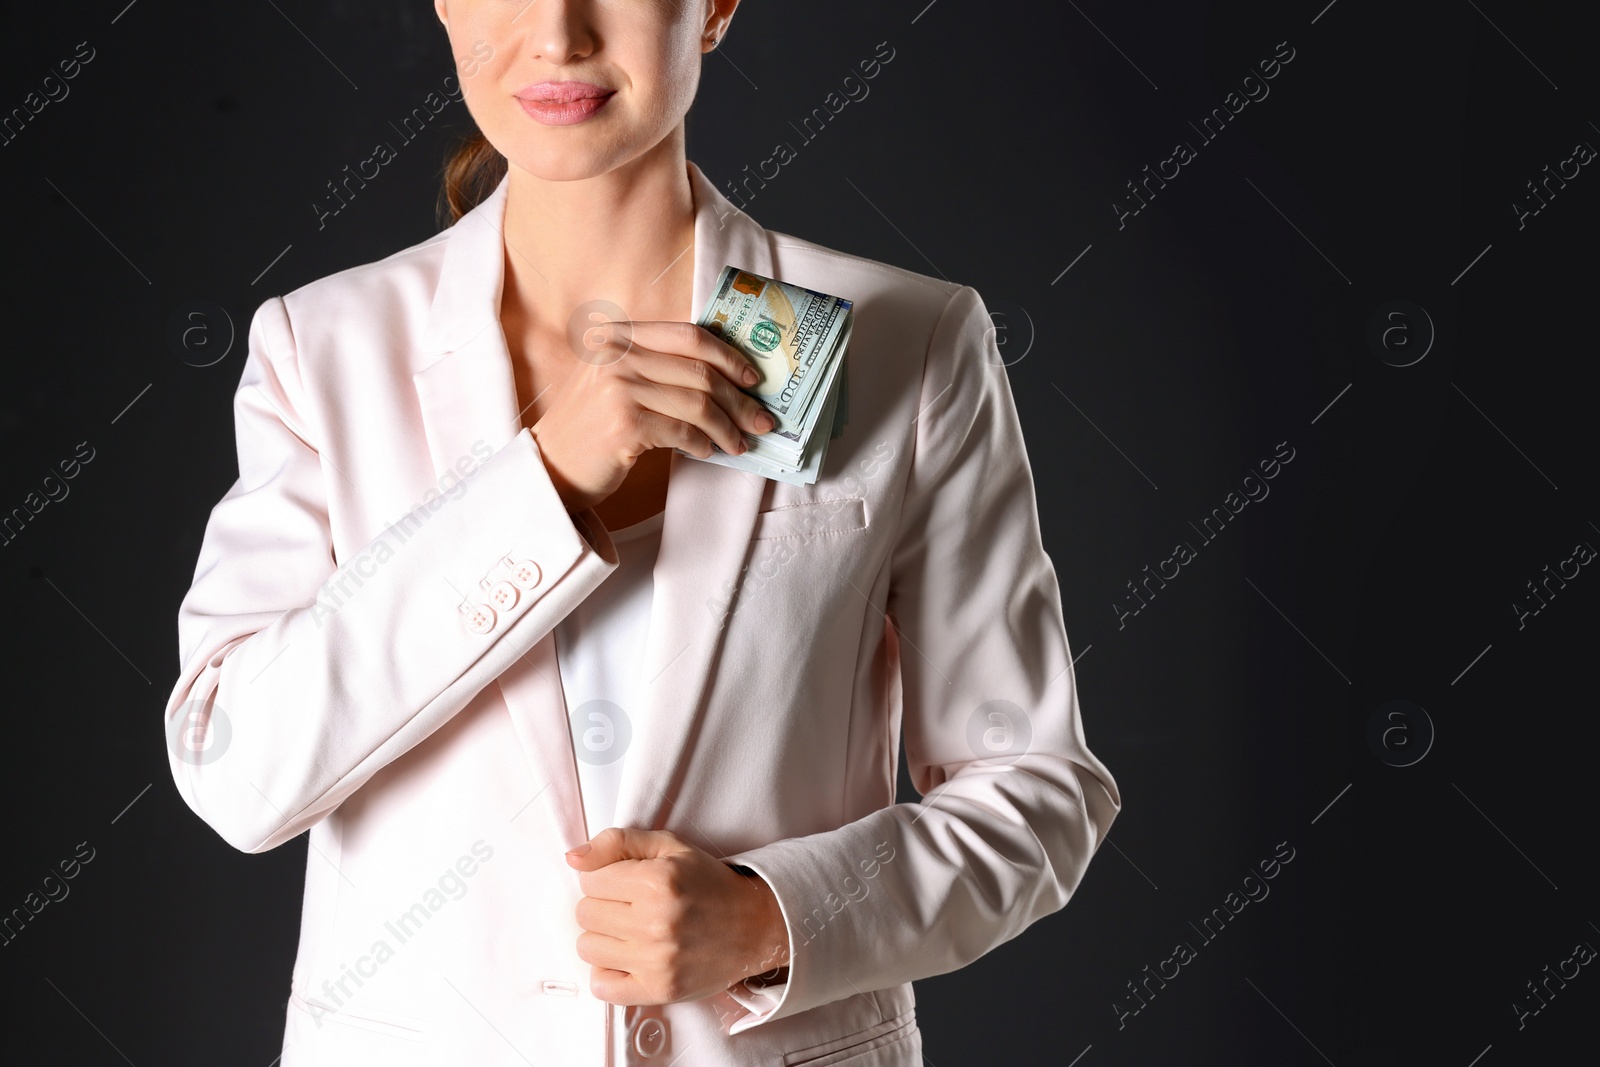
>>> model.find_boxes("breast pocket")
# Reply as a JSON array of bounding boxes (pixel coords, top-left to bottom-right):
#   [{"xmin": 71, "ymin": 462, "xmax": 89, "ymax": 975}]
[{"xmin": 750, "ymin": 497, "xmax": 868, "ymax": 541}]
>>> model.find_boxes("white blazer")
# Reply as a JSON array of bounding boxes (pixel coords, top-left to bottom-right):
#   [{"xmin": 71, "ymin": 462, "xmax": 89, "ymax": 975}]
[{"xmin": 164, "ymin": 160, "xmax": 1121, "ymax": 1066}]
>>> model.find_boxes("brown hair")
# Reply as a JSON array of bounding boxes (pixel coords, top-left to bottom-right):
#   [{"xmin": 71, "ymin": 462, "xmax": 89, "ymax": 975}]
[{"xmin": 438, "ymin": 128, "xmax": 508, "ymax": 227}]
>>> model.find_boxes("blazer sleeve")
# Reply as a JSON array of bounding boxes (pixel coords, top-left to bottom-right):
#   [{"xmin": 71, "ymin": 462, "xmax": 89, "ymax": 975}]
[
  {"xmin": 719, "ymin": 284, "xmax": 1122, "ymax": 1029},
  {"xmin": 162, "ymin": 296, "xmax": 618, "ymax": 854}
]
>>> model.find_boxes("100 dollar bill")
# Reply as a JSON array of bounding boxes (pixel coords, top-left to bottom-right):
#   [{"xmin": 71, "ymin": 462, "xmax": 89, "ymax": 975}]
[
  {"xmin": 698, "ymin": 266, "xmax": 852, "ymax": 443},
  {"xmin": 683, "ymin": 266, "xmax": 854, "ymax": 483}
]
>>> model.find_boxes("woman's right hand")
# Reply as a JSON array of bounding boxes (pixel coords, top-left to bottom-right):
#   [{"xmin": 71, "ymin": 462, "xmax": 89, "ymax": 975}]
[{"xmin": 529, "ymin": 320, "xmax": 778, "ymax": 514}]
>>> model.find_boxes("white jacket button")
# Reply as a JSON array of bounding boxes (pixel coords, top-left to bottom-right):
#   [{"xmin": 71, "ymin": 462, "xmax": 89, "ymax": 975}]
[
  {"xmin": 485, "ymin": 580, "xmax": 520, "ymax": 613},
  {"xmin": 504, "ymin": 556, "xmax": 542, "ymax": 590},
  {"xmin": 458, "ymin": 601, "xmax": 497, "ymax": 635},
  {"xmin": 632, "ymin": 1016, "xmax": 668, "ymax": 1057}
]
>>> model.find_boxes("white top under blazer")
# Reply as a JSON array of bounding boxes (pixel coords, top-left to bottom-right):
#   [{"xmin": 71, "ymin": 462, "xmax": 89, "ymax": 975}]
[{"xmin": 555, "ymin": 508, "xmax": 665, "ymax": 836}]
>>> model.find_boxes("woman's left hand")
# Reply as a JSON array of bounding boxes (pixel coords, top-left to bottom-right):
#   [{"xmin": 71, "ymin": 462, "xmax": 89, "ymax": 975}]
[{"xmin": 566, "ymin": 827, "xmax": 791, "ymax": 1005}]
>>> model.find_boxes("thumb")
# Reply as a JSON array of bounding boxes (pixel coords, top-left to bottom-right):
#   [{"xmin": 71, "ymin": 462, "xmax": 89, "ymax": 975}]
[{"xmin": 565, "ymin": 827, "xmax": 685, "ymax": 870}]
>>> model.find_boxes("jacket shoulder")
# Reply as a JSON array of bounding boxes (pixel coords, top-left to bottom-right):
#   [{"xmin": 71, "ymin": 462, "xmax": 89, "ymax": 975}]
[
  {"xmin": 762, "ymin": 228, "xmax": 988, "ymax": 391},
  {"xmin": 766, "ymin": 228, "xmax": 963, "ymax": 315},
  {"xmin": 274, "ymin": 225, "xmax": 452, "ymax": 334}
]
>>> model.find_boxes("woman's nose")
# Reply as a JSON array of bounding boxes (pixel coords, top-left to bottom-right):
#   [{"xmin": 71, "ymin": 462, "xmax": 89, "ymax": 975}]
[{"xmin": 519, "ymin": 0, "xmax": 597, "ymax": 64}]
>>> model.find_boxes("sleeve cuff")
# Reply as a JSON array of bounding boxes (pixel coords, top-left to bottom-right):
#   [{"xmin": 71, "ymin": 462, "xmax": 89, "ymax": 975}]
[
  {"xmin": 567, "ymin": 506, "xmax": 616, "ymax": 565},
  {"xmin": 722, "ymin": 975, "xmax": 788, "ymax": 1033},
  {"xmin": 713, "ymin": 853, "xmax": 801, "ymax": 1031}
]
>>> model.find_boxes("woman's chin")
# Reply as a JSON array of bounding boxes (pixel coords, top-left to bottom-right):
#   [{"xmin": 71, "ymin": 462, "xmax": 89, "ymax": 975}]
[{"xmin": 504, "ymin": 143, "xmax": 652, "ymax": 185}]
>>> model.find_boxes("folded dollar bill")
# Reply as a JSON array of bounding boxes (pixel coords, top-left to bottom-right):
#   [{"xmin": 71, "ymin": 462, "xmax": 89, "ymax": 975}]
[{"xmin": 680, "ymin": 266, "xmax": 853, "ymax": 485}]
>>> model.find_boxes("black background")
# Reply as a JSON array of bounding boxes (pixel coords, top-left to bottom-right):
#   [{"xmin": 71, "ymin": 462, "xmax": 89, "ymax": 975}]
[{"xmin": 2, "ymin": 1, "xmax": 1596, "ymax": 1064}]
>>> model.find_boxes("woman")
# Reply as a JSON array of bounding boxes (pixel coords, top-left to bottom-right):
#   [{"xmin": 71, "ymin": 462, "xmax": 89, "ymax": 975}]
[{"xmin": 163, "ymin": 1, "xmax": 1121, "ymax": 1063}]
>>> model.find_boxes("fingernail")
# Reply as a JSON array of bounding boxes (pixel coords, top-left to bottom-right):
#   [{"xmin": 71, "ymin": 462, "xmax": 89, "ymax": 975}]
[
  {"xmin": 567, "ymin": 843, "xmax": 591, "ymax": 857},
  {"xmin": 743, "ymin": 366, "xmax": 759, "ymax": 385},
  {"xmin": 758, "ymin": 413, "xmax": 776, "ymax": 432}
]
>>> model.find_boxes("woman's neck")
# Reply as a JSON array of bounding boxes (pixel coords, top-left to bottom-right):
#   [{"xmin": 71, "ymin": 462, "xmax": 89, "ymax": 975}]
[{"xmin": 499, "ymin": 133, "xmax": 699, "ymax": 331}]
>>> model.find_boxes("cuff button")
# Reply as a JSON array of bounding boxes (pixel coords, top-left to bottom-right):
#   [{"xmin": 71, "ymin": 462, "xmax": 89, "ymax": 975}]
[
  {"xmin": 486, "ymin": 581, "xmax": 520, "ymax": 613},
  {"xmin": 504, "ymin": 557, "xmax": 542, "ymax": 590},
  {"xmin": 458, "ymin": 601, "xmax": 497, "ymax": 635}
]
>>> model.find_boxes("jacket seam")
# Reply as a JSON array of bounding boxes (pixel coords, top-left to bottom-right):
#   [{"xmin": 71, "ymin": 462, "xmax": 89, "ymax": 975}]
[
  {"xmin": 852, "ymin": 284, "xmax": 966, "ymax": 858},
  {"xmin": 279, "ymin": 296, "xmax": 328, "ymax": 457},
  {"xmin": 884, "ymin": 285, "xmax": 968, "ymax": 566}
]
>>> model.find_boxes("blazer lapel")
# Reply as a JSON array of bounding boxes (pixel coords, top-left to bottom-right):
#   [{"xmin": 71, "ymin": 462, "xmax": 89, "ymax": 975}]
[
  {"xmin": 412, "ymin": 177, "xmax": 593, "ymax": 849},
  {"xmin": 408, "ymin": 162, "xmax": 778, "ymax": 845},
  {"xmin": 413, "ymin": 176, "xmax": 523, "ymax": 478},
  {"xmin": 611, "ymin": 163, "xmax": 775, "ymax": 835}
]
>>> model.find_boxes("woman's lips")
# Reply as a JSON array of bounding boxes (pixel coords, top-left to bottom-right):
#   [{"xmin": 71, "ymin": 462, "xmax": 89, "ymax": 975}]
[{"xmin": 515, "ymin": 82, "xmax": 616, "ymax": 126}]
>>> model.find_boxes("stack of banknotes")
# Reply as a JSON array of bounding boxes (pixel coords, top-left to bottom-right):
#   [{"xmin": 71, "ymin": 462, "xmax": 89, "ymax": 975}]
[{"xmin": 679, "ymin": 265, "xmax": 853, "ymax": 485}]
